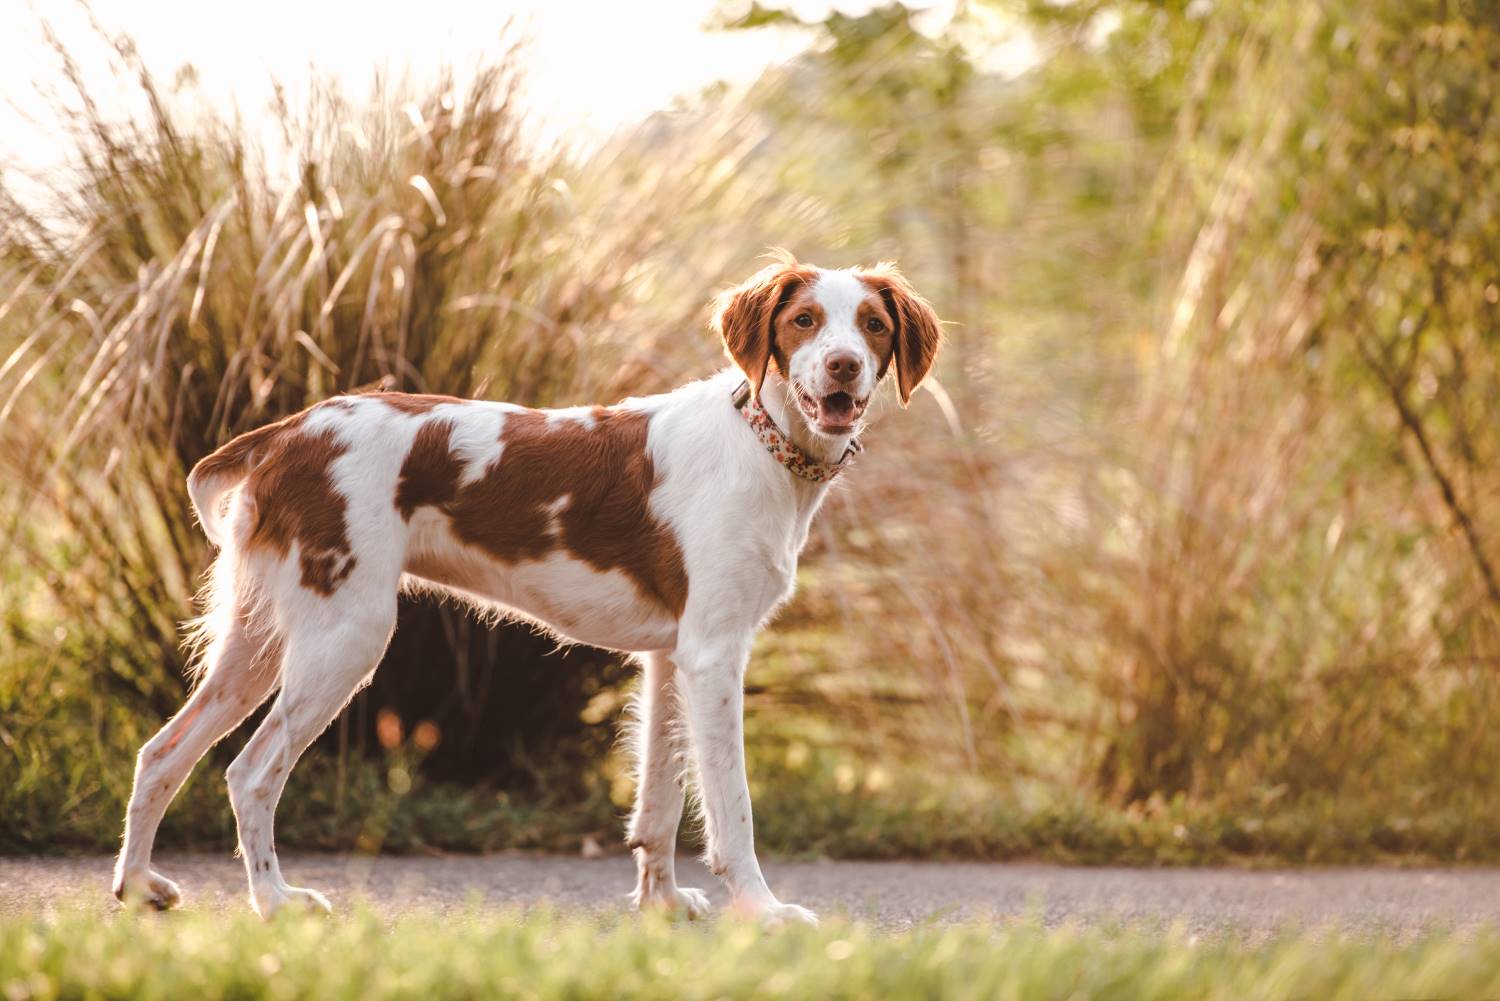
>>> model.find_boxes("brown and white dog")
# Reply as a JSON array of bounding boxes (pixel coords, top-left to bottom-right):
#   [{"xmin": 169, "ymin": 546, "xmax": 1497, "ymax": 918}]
[{"xmin": 112, "ymin": 255, "xmax": 942, "ymax": 923}]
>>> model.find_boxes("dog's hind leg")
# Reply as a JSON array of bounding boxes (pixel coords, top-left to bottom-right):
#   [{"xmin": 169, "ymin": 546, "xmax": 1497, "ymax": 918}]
[
  {"xmin": 225, "ymin": 586, "xmax": 397, "ymax": 917},
  {"xmin": 113, "ymin": 608, "xmax": 280, "ymax": 909},
  {"xmin": 626, "ymin": 650, "xmax": 710, "ymax": 918}
]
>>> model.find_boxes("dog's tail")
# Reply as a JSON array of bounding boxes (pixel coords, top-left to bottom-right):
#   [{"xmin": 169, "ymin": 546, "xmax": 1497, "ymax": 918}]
[
  {"xmin": 186, "ymin": 415, "xmax": 296, "ymax": 548},
  {"xmin": 183, "ymin": 415, "xmax": 301, "ymax": 686}
]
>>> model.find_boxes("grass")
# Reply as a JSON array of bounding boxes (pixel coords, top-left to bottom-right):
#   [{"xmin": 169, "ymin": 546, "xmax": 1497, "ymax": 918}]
[{"xmin": 2, "ymin": 907, "xmax": 1498, "ymax": 1000}]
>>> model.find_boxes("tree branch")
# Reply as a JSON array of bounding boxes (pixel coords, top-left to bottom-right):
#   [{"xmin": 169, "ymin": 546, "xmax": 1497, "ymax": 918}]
[{"xmin": 1356, "ymin": 334, "xmax": 1500, "ymax": 611}]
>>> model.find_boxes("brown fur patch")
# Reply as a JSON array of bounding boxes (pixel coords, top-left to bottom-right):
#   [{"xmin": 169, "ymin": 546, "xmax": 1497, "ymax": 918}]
[
  {"xmin": 190, "ymin": 407, "xmax": 357, "ymax": 594},
  {"xmin": 189, "ymin": 411, "xmax": 307, "ymax": 487},
  {"xmin": 369, "ymin": 392, "xmax": 466, "ymax": 416},
  {"xmin": 396, "ymin": 406, "xmax": 688, "ymax": 617},
  {"xmin": 395, "ymin": 420, "xmax": 464, "ymax": 518},
  {"xmin": 858, "ymin": 267, "xmax": 943, "ymax": 405},
  {"xmin": 713, "ymin": 260, "xmax": 820, "ymax": 398},
  {"xmin": 854, "ymin": 297, "xmax": 897, "ymax": 377},
  {"xmin": 240, "ymin": 425, "xmax": 356, "ymax": 595}
]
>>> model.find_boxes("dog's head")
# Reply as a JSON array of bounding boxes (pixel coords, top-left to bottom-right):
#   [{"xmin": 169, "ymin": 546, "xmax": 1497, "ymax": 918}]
[{"xmin": 713, "ymin": 253, "xmax": 943, "ymax": 437}]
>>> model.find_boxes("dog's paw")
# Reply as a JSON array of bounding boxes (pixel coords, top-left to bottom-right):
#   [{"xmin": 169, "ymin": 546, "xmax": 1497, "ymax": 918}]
[
  {"xmin": 254, "ymin": 884, "xmax": 332, "ymax": 919},
  {"xmin": 633, "ymin": 884, "xmax": 714, "ymax": 920},
  {"xmin": 760, "ymin": 901, "xmax": 819, "ymax": 928},
  {"xmin": 113, "ymin": 869, "xmax": 182, "ymax": 910},
  {"xmin": 671, "ymin": 886, "xmax": 713, "ymax": 920}
]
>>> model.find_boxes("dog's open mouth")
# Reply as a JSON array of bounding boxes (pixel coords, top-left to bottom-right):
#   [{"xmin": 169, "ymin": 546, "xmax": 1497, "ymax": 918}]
[{"xmin": 792, "ymin": 384, "xmax": 868, "ymax": 434}]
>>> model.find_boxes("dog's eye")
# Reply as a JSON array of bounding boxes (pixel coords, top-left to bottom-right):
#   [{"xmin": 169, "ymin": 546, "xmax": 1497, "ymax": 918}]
[
  {"xmin": 865, "ymin": 318, "xmax": 886, "ymax": 334},
  {"xmin": 794, "ymin": 313, "xmax": 814, "ymax": 329}
]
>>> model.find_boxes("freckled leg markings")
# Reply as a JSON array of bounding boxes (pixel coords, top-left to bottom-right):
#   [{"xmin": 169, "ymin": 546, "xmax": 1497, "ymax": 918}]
[
  {"xmin": 225, "ymin": 606, "xmax": 395, "ymax": 918},
  {"xmin": 674, "ymin": 639, "xmax": 817, "ymax": 927},
  {"xmin": 113, "ymin": 615, "xmax": 280, "ymax": 909},
  {"xmin": 626, "ymin": 651, "xmax": 710, "ymax": 919}
]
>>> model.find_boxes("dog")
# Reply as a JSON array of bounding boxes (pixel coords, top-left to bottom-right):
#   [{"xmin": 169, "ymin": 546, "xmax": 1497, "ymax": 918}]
[{"xmin": 112, "ymin": 254, "xmax": 942, "ymax": 923}]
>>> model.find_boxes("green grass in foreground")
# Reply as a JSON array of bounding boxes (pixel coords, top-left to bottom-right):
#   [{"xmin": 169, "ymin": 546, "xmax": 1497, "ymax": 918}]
[{"xmin": 2, "ymin": 908, "xmax": 1499, "ymax": 1000}]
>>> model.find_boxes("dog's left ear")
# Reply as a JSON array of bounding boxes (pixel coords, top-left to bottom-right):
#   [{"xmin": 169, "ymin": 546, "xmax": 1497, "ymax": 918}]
[{"xmin": 863, "ymin": 264, "xmax": 943, "ymax": 406}]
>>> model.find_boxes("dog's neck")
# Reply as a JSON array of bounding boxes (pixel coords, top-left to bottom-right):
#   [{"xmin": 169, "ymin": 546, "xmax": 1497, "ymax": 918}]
[{"xmin": 756, "ymin": 373, "xmax": 858, "ymax": 469}]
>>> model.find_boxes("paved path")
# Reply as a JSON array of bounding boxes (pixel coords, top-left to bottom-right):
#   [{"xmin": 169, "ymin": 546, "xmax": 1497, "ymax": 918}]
[{"xmin": 3, "ymin": 854, "xmax": 1498, "ymax": 937}]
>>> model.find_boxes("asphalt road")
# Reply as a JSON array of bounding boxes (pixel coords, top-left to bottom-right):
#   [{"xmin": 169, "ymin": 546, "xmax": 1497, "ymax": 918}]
[{"xmin": 4, "ymin": 853, "xmax": 1498, "ymax": 938}]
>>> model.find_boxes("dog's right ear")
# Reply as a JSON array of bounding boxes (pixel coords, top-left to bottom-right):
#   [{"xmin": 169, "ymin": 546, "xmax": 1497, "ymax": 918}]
[{"xmin": 712, "ymin": 258, "xmax": 814, "ymax": 400}]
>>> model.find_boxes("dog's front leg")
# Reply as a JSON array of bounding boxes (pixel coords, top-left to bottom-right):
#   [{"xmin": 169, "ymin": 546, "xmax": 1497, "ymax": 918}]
[{"xmin": 672, "ymin": 636, "xmax": 817, "ymax": 926}]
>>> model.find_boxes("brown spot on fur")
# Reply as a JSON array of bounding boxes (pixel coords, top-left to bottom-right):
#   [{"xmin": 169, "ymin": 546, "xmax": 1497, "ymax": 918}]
[
  {"xmin": 395, "ymin": 420, "xmax": 463, "ymax": 518},
  {"xmin": 396, "ymin": 406, "xmax": 689, "ymax": 617},
  {"xmin": 368, "ymin": 392, "xmax": 465, "ymax": 416},
  {"xmin": 242, "ymin": 426, "xmax": 356, "ymax": 595}
]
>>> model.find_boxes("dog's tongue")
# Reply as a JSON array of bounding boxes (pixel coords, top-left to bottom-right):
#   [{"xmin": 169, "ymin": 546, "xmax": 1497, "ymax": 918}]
[{"xmin": 819, "ymin": 392, "xmax": 856, "ymax": 428}]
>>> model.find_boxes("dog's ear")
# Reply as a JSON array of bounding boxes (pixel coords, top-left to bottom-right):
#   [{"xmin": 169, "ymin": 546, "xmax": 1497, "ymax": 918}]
[
  {"xmin": 864, "ymin": 264, "xmax": 943, "ymax": 406},
  {"xmin": 712, "ymin": 257, "xmax": 815, "ymax": 400}
]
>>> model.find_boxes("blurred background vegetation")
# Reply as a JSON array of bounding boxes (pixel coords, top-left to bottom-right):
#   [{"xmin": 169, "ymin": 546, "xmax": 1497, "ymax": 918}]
[{"xmin": 3, "ymin": 0, "xmax": 1499, "ymax": 863}]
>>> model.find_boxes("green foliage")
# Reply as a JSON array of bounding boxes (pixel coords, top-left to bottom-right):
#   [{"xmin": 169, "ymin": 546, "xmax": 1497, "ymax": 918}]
[
  {"xmin": 5, "ymin": 909, "xmax": 1500, "ymax": 1000},
  {"xmin": 746, "ymin": 748, "xmax": 1500, "ymax": 864}
]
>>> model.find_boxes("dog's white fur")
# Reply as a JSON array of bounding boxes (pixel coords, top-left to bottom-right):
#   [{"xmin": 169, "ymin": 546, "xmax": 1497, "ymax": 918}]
[{"xmin": 112, "ymin": 262, "xmax": 939, "ymax": 923}]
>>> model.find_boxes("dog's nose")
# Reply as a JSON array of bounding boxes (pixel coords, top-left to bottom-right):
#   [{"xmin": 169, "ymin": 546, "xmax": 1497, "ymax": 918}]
[{"xmin": 825, "ymin": 352, "xmax": 862, "ymax": 384}]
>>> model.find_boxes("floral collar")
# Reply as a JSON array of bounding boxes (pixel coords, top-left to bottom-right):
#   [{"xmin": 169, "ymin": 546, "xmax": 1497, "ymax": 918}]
[{"xmin": 732, "ymin": 380, "xmax": 860, "ymax": 484}]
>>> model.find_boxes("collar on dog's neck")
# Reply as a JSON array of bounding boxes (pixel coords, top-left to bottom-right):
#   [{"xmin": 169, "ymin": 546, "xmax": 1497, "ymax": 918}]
[{"xmin": 732, "ymin": 380, "xmax": 861, "ymax": 483}]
